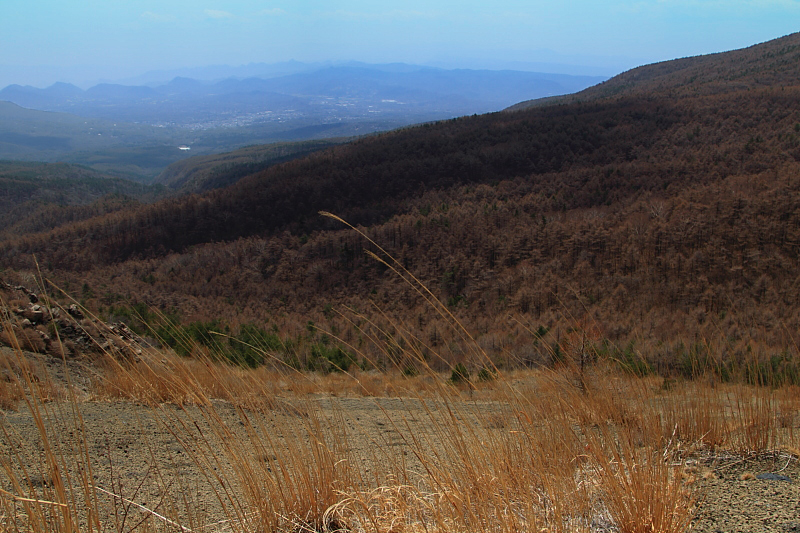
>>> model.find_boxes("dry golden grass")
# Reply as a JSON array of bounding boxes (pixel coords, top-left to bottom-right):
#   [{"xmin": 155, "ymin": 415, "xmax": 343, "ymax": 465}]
[
  {"xmin": 0, "ymin": 349, "xmax": 64, "ymax": 410},
  {"xmin": 586, "ymin": 425, "xmax": 694, "ymax": 533},
  {"xmin": 2, "ymin": 333, "xmax": 800, "ymax": 533},
  {"xmin": 0, "ymin": 351, "xmax": 27, "ymax": 410}
]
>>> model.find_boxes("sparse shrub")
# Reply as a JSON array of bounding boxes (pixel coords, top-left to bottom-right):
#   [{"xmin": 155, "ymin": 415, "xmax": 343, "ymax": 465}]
[
  {"xmin": 550, "ymin": 342, "xmax": 565, "ymax": 366},
  {"xmin": 309, "ymin": 343, "xmax": 355, "ymax": 373},
  {"xmin": 616, "ymin": 342, "xmax": 651, "ymax": 376},
  {"xmin": 0, "ymin": 377, "xmax": 24, "ymax": 410},
  {"xmin": 228, "ymin": 323, "xmax": 285, "ymax": 367},
  {"xmin": 743, "ymin": 352, "xmax": 800, "ymax": 387},
  {"xmin": 477, "ymin": 365, "xmax": 497, "ymax": 382},
  {"xmin": 156, "ymin": 319, "xmax": 229, "ymax": 359},
  {"xmin": 109, "ymin": 301, "xmax": 174, "ymax": 335},
  {"xmin": 402, "ymin": 364, "xmax": 419, "ymax": 377},
  {"xmin": 446, "ymin": 294, "xmax": 466, "ymax": 308},
  {"xmin": 0, "ymin": 327, "xmax": 47, "ymax": 354},
  {"xmin": 284, "ymin": 352, "xmax": 302, "ymax": 370},
  {"xmin": 449, "ymin": 362, "xmax": 470, "ymax": 383},
  {"xmin": 677, "ymin": 343, "xmax": 710, "ymax": 379}
]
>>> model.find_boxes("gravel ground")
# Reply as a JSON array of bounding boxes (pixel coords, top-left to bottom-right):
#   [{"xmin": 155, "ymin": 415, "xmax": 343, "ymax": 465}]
[
  {"xmin": 0, "ymin": 395, "xmax": 509, "ymax": 531},
  {"xmin": 1, "ymin": 347, "xmax": 798, "ymax": 532},
  {"xmin": 689, "ymin": 453, "xmax": 800, "ymax": 532}
]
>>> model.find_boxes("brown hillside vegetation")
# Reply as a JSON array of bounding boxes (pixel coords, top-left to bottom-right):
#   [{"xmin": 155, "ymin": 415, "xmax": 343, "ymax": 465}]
[
  {"xmin": 509, "ymin": 31, "xmax": 800, "ymax": 109},
  {"xmin": 1, "ymin": 34, "xmax": 800, "ymax": 373},
  {"xmin": 0, "ymin": 161, "xmax": 158, "ymax": 240}
]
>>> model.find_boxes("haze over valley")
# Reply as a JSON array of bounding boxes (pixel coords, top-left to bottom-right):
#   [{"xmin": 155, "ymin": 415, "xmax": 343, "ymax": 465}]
[{"xmin": 0, "ymin": 64, "xmax": 605, "ymax": 180}]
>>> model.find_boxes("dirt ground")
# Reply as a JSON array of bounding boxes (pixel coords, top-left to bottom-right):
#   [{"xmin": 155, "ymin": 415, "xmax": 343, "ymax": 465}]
[
  {"xmin": 0, "ymin": 348, "xmax": 798, "ymax": 532},
  {"xmin": 690, "ymin": 453, "xmax": 800, "ymax": 532}
]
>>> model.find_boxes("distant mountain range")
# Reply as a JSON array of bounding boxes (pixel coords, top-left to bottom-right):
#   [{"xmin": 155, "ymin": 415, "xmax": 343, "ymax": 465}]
[
  {"xmin": 0, "ymin": 65, "xmax": 606, "ymax": 127},
  {"xmin": 0, "ymin": 63, "xmax": 605, "ymax": 179}
]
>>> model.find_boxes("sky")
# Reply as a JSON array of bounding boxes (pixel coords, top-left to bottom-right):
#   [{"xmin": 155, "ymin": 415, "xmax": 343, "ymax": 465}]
[{"xmin": 1, "ymin": 0, "xmax": 799, "ymax": 87}]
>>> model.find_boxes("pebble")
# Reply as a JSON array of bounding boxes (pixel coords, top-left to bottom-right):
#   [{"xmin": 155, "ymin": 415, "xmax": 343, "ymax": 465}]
[{"xmin": 756, "ymin": 473, "xmax": 792, "ymax": 482}]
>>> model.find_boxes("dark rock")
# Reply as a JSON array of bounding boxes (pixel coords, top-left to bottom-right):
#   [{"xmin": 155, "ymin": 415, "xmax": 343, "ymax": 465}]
[
  {"xmin": 29, "ymin": 293, "xmax": 38, "ymax": 303},
  {"xmin": 68, "ymin": 304, "xmax": 84, "ymax": 319},
  {"xmin": 756, "ymin": 472, "xmax": 792, "ymax": 482}
]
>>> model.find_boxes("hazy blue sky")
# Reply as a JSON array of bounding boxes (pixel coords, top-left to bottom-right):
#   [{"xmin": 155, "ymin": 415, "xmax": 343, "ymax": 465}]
[{"xmin": 2, "ymin": 0, "xmax": 799, "ymax": 87}]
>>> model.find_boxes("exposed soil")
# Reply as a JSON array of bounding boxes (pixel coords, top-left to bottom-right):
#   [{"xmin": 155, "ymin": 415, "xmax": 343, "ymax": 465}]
[
  {"xmin": 690, "ymin": 453, "xmax": 800, "ymax": 532},
  {"xmin": 1, "ymin": 347, "xmax": 798, "ymax": 532}
]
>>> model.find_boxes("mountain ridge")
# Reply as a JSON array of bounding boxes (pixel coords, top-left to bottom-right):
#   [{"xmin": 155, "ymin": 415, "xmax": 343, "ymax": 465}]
[
  {"xmin": 1, "ymin": 66, "xmax": 606, "ymax": 125},
  {"xmin": 507, "ymin": 31, "xmax": 800, "ymax": 110}
]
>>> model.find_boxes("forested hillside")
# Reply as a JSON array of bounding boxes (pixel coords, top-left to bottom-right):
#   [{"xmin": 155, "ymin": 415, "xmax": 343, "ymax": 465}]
[
  {"xmin": 2, "ymin": 33, "xmax": 800, "ymax": 373},
  {"xmin": 509, "ymin": 31, "xmax": 800, "ymax": 109},
  {"xmin": 155, "ymin": 139, "xmax": 345, "ymax": 193},
  {"xmin": 0, "ymin": 161, "xmax": 163, "ymax": 239}
]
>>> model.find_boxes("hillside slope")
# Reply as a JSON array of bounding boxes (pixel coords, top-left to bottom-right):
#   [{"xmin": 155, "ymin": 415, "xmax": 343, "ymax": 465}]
[
  {"xmin": 508, "ymin": 32, "xmax": 800, "ymax": 110},
  {"xmin": 2, "ymin": 34, "xmax": 800, "ymax": 370},
  {"xmin": 0, "ymin": 161, "xmax": 163, "ymax": 239},
  {"xmin": 155, "ymin": 139, "xmax": 346, "ymax": 193},
  {"xmin": 0, "ymin": 101, "xmax": 178, "ymax": 158},
  {"xmin": 5, "ymin": 86, "xmax": 798, "ymax": 266}
]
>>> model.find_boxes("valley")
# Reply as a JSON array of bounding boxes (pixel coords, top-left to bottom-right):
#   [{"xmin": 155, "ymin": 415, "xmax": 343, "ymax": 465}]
[{"xmin": 0, "ymin": 65, "xmax": 605, "ymax": 180}]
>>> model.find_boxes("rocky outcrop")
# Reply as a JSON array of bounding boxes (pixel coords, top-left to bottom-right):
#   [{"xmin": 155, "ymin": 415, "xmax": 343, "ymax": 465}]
[{"xmin": 0, "ymin": 278, "xmax": 145, "ymax": 359}]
